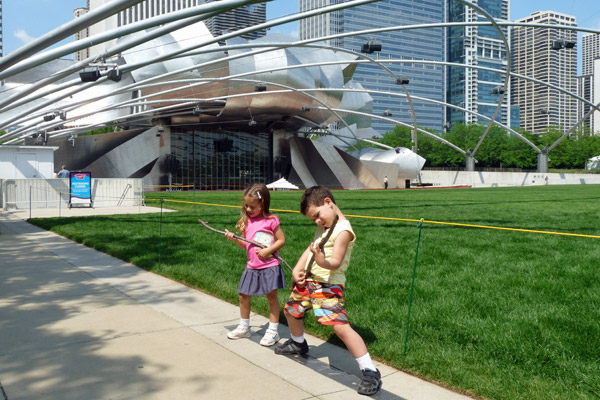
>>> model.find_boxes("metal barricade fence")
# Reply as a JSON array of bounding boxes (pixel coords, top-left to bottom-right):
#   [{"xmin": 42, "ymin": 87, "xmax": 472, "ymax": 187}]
[{"xmin": 0, "ymin": 178, "xmax": 144, "ymax": 210}]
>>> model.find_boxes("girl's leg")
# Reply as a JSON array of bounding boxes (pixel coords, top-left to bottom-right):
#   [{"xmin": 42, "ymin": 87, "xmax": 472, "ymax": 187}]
[
  {"xmin": 265, "ymin": 289, "xmax": 280, "ymax": 323},
  {"xmin": 239, "ymin": 293, "xmax": 252, "ymax": 319}
]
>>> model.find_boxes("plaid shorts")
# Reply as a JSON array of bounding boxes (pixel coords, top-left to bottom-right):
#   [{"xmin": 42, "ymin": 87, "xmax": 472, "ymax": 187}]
[{"xmin": 283, "ymin": 280, "xmax": 348, "ymax": 325}]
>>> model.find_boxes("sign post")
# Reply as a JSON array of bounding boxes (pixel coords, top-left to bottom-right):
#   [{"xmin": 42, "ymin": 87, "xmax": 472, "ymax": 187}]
[{"xmin": 69, "ymin": 171, "xmax": 93, "ymax": 208}]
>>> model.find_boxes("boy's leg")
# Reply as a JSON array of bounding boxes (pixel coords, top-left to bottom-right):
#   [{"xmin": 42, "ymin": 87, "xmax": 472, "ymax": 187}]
[
  {"xmin": 332, "ymin": 324, "xmax": 368, "ymax": 358},
  {"xmin": 274, "ymin": 285, "xmax": 310, "ymax": 355},
  {"xmin": 332, "ymin": 325, "xmax": 381, "ymax": 396},
  {"xmin": 285, "ymin": 311, "xmax": 305, "ymax": 337}
]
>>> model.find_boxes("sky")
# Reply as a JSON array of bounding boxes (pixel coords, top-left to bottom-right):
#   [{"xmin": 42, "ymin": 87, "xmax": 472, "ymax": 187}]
[{"xmin": 3, "ymin": 0, "xmax": 600, "ymax": 67}]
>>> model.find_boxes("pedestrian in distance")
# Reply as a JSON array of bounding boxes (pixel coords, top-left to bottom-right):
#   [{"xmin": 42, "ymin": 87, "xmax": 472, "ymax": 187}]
[
  {"xmin": 384, "ymin": 175, "xmax": 388, "ymax": 189},
  {"xmin": 274, "ymin": 185, "xmax": 382, "ymax": 396},
  {"xmin": 57, "ymin": 165, "xmax": 70, "ymax": 178},
  {"xmin": 224, "ymin": 183, "xmax": 286, "ymax": 346}
]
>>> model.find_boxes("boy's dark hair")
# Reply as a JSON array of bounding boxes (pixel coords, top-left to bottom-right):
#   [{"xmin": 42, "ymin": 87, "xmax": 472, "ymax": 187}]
[{"xmin": 300, "ymin": 185, "xmax": 335, "ymax": 215}]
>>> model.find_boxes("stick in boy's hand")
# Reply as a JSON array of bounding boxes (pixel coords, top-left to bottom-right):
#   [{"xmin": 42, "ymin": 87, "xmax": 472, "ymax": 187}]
[{"xmin": 303, "ymin": 214, "xmax": 339, "ymax": 281}]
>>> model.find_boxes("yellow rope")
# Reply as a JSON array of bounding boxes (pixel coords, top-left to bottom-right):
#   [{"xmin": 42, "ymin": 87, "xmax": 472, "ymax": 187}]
[{"xmin": 147, "ymin": 198, "xmax": 600, "ymax": 240}]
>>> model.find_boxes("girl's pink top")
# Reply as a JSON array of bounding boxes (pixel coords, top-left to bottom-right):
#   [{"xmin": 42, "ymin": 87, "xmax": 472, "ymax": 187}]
[{"xmin": 245, "ymin": 215, "xmax": 280, "ymax": 270}]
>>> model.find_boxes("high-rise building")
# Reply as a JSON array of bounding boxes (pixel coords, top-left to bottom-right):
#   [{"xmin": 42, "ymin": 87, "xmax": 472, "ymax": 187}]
[
  {"xmin": 79, "ymin": 0, "xmax": 266, "ymax": 58},
  {"xmin": 511, "ymin": 11, "xmax": 578, "ymax": 134},
  {"xmin": 578, "ymin": 33, "xmax": 600, "ymax": 134},
  {"xmin": 446, "ymin": 0, "xmax": 517, "ymax": 129},
  {"xmin": 577, "ymin": 75, "xmax": 593, "ymax": 132},
  {"xmin": 594, "ymin": 58, "xmax": 600, "ymax": 134},
  {"xmin": 0, "ymin": 0, "xmax": 3, "ymax": 57},
  {"xmin": 204, "ymin": 0, "xmax": 266, "ymax": 41},
  {"xmin": 74, "ymin": 2, "xmax": 90, "ymax": 61},
  {"xmin": 582, "ymin": 33, "xmax": 600, "ymax": 76},
  {"xmin": 299, "ymin": 0, "xmax": 446, "ymax": 134},
  {"xmin": 84, "ymin": 0, "xmax": 202, "ymax": 57}
]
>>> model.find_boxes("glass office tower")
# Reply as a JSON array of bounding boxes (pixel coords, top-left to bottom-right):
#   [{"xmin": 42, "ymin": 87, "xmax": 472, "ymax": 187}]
[
  {"xmin": 446, "ymin": 0, "xmax": 516, "ymax": 128},
  {"xmin": 299, "ymin": 0, "xmax": 445, "ymax": 134}
]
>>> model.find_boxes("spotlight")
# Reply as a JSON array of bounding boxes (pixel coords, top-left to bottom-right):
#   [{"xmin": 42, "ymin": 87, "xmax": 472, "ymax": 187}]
[
  {"xmin": 107, "ymin": 69, "xmax": 122, "ymax": 82},
  {"xmin": 254, "ymin": 83, "xmax": 267, "ymax": 92},
  {"xmin": 396, "ymin": 76, "xmax": 409, "ymax": 85},
  {"xmin": 193, "ymin": 105, "xmax": 203, "ymax": 115},
  {"xmin": 43, "ymin": 114, "xmax": 56, "ymax": 121},
  {"xmin": 382, "ymin": 110, "xmax": 393, "ymax": 117},
  {"xmin": 79, "ymin": 70, "xmax": 101, "ymax": 82},
  {"xmin": 361, "ymin": 40, "xmax": 382, "ymax": 54}
]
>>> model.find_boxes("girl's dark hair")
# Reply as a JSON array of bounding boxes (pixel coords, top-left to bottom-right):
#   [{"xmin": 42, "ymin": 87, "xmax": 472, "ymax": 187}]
[
  {"xmin": 300, "ymin": 185, "xmax": 335, "ymax": 215},
  {"xmin": 235, "ymin": 183, "xmax": 271, "ymax": 234}
]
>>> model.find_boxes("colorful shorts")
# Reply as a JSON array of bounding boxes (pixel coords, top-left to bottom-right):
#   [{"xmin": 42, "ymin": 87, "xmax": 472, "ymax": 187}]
[{"xmin": 283, "ymin": 281, "xmax": 348, "ymax": 325}]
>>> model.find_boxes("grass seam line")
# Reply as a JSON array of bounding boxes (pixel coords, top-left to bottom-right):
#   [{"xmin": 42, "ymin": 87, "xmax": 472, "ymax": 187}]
[{"xmin": 146, "ymin": 198, "xmax": 600, "ymax": 239}]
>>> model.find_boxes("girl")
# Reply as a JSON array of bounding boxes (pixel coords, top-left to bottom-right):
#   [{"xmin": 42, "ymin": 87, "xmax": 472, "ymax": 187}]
[{"xmin": 224, "ymin": 183, "xmax": 286, "ymax": 346}]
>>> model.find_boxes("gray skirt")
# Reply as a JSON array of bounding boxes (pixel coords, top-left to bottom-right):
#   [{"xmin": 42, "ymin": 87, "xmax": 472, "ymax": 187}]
[{"xmin": 237, "ymin": 265, "xmax": 286, "ymax": 296}]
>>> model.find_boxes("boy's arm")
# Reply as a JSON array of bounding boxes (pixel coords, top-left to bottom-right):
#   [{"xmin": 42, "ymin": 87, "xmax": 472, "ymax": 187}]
[
  {"xmin": 292, "ymin": 246, "xmax": 312, "ymax": 286},
  {"xmin": 309, "ymin": 230, "xmax": 352, "ymax": 271}
]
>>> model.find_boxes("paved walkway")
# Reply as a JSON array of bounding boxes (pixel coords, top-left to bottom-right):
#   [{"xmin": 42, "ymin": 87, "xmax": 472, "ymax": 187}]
[{"xmin": 0, "ymin": 207, "xmax": 474, "ymax": 400}]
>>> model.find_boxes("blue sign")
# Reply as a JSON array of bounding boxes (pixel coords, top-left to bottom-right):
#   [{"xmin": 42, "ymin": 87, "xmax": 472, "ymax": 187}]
[{"xmin": 69, "ymin": 171, "xmax": 93, "ymax": 207}]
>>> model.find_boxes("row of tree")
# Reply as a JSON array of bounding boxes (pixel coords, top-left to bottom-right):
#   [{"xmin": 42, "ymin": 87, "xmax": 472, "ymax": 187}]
[{"xmin": 374, "ymin": 124, "xmax": 600, "ymax": 169}]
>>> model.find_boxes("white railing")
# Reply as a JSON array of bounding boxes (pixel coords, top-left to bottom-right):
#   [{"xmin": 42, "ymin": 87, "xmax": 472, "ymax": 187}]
[{"xmin": 0, "ymin": 178, "xmax": 144, "ymax": 210}]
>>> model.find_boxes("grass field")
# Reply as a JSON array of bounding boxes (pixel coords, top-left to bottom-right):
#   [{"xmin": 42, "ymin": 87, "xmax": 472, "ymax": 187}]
[{"xmin": 30, "ymin": 185, "xmax": 600, "ymax": 400}]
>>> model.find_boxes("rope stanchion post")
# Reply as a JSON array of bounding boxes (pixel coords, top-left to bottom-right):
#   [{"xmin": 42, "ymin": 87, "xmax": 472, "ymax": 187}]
[
  {"xmin": 404, "ymin": 218, "xmax": 424, "ymax": 356},
  {"xmin": 158, "ymin": 197, "xmax": 164, "ymax": 268}
]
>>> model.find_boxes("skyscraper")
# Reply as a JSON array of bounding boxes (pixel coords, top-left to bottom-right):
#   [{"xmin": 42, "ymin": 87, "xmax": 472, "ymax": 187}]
[
  {"xmin": 0, "ymin": 0, "xmax": 3, "ymax": 57},
  {"xmin": 582, "ymin": 33, "xmax": 600, "ymax": 76},
  {"xmin": 204, "ymin": 0, "xmax": 266, "ymax": 41},
  {"xmin": 511, "ymin": 11, "xmax": 578, "ymax": 134},
  {"xmin": 446, "ymin": 0, "xmax": 516, "ymax": 128},
  {"xmin": 578, "ymin": 33, "xmax": 600, "ymax": 134},
  {"xmin": 79, "ymin": 0, "xmax": 266, "ymax": 58},
  {"xmin": 74, "ymin": 3, "xmax": 90, "ymax": 61},
  {"xmin": 84, "ymin": 0, "xmax": 202, "ymax": 57},
  {"xmin": 299, "ymin": 0, "xmax": 446, "ymax": 134}
]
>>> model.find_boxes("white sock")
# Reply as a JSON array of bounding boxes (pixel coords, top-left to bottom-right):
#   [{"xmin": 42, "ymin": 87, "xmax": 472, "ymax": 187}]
[
  {"xmin": 291, "ymin": 333, "xmax": 305, "ymax": 343},
  {"xmin": 268, "ymin": 322, "xmax": 279, "ymax": 331},
  {"xmin": 355, "ymin": 352, "xmax": 376, "ymax": 372},
  {"xmin": 240, "ymin": 318, "xmax": 250, "ymax": 329}
]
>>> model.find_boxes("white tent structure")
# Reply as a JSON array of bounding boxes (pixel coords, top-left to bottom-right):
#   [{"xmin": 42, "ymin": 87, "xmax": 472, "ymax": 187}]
[
  {"xmin": 585, "ymin": 155, "xmax": 600, "ymax": 171},
  {"xmin": 267, "ymin": 178, "xmax": 300, "ymax": 190}
]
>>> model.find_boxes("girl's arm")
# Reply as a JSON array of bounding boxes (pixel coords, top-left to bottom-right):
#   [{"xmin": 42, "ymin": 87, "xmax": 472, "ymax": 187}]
[
  {"xmin": 257, "ymin": 225, "xmax": 285, "ymax": 259},
  {"xmin": 309, "ymin": 230, "xmax": 352, "ymax": 271},
  {"xmin": 224, "ymin": 229, "xmax": 247, "ymax": 249}
]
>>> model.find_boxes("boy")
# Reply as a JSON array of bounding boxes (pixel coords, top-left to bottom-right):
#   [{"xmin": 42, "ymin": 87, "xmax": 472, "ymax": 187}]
[{"xmin": 274, "ymin": 186, "xmax": 382, "ymax": 396}]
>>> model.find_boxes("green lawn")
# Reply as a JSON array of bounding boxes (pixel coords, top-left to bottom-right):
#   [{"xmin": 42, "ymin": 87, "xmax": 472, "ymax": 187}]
[{"xmin": 30, "ymin": 185, "xmax": 600, "ymax": 400}]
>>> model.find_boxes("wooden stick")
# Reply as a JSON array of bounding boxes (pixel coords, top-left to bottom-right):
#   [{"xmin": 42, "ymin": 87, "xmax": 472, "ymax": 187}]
[
  {"xmin": 304, "ymin": 215, "xmax": 339, "ymax": 279},
  {"xmin": 197, "ymin": 219, "xmax": 293, "ymax": 273}
]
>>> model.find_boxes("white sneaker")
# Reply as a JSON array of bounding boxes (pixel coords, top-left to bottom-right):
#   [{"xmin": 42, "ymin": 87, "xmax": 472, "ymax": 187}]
[
  {"xmin": 227, "ymin": 325, "xmax": 251, "ymax": 340},
  {"xmin": 260, "ymin": 328, "xmax": 280, "ymax": 346}
]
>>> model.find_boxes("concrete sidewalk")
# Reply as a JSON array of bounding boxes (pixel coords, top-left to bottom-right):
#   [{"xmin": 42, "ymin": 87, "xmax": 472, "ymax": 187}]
[{"xmin": 0, "ymin": 208, "xmax": 474, "ymax": 400}]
